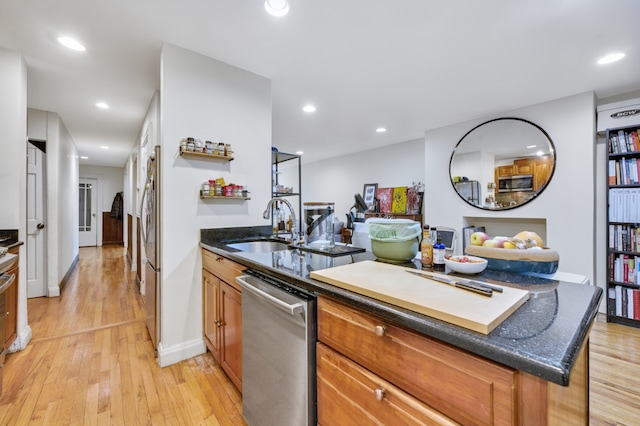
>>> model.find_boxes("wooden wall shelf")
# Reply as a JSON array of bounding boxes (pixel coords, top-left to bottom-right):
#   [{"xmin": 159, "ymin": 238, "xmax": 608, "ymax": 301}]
[{"xmin": 180, "ymin": 147, "xmax": 234, "ymax": 161}]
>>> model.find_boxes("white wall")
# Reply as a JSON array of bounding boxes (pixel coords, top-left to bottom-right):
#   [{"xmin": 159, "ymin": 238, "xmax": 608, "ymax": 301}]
[
  {"xmin": 80, "ymin": 164, "xmax": 125, "ymax": 246},
  {"xmin": 80, "ymin": 165, "xmax": 124, "ymax": 213},
  {"xmin": 303, "ymin": 138, "xmax": 425, "ymax": 222},
  {"xmin": 424, "ymin": 92, "xmax": 596, "ymax": 286},
  {"xmin": 31, "ymin": 110, "xmax": 80, "ymax": 297},
  {"xmin": 158, "ymin": 44, "xmax": 271, "ymax": 366},
  {"xmin": 0, "ymin": 47, "xmax": 29, "ymax": 350}
]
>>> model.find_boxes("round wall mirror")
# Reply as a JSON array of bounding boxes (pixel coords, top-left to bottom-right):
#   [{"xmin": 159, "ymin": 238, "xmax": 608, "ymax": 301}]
[{"xmin": 449, "ymin": 117, "xmax": 555, "ymax": 210}]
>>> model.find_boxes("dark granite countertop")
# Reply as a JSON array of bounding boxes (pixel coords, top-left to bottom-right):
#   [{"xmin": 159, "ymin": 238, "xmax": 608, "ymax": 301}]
[{"xmin": 201, "ymin": 226, "xmax": 602, "ymax": 386}]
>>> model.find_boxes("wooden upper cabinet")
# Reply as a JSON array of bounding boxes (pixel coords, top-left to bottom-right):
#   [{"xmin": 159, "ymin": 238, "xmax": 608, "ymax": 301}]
[{"xmin": 497, "ymin": 165, "xmax": 516, "ymax": 177}]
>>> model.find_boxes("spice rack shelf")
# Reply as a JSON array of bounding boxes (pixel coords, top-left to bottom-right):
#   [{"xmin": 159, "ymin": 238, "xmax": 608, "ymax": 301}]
[
  {"xmin": 200, "ymin": 191, "xmax": 250, "ymax": 200},
  {"xmin": 180, "ymin": 147, "xmax": 234, "ymax": 161}
]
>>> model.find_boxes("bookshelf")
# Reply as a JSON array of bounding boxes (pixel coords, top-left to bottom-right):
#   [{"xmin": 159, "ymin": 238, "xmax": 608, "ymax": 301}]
[{"xmin": 607, "ymin": 125, "xmax": 640, "ymax": 328}]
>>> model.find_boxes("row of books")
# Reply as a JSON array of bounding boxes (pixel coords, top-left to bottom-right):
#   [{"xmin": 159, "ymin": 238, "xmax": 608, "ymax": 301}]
[
  {"xmin": 609, "ymin": 224, "xmax": 640, "ymax": 252},
  {"xmin": 608, "ymin": 285, "xmax": 640, "ymax": 320},
  {"xmin": 608, "ymin": 188, "xmax": 640, "ymax": 223},
  {"xmin": 608, "ymin": 128, "xmax": 640, "ymax": 154},
  {"xmin": 608, "ymin": 253, "xmax": 640, "ymax": 285},
  {"xmin": 608, "ymin": 157, "xmax": 640, "ymax": 185}
]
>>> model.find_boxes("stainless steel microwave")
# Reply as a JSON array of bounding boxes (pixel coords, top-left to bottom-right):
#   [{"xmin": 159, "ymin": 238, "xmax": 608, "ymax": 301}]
[{"xmin": 498, "ymin": 175, "xmax": 533, "ymax": 192}]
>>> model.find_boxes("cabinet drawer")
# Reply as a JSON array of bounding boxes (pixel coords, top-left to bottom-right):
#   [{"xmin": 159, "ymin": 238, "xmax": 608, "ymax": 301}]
[
  {"xmin": 317, "ymin": 343, "xmax": 458, "ymax": 426},
  {"xmin": 318, "ymin": 297, "xmax": 516, "ymax": 426},
  {"xmin": 202, "ymin": 249, "xmax": 245, "ymax": 290}
]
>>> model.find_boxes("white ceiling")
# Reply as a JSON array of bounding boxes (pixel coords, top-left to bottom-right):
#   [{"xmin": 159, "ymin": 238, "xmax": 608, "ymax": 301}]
[{"xmin": 1, "ymin": 0, "xmax": 639, "ymax": 168}]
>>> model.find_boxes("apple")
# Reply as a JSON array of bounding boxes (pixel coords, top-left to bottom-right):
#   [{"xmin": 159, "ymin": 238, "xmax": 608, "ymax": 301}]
[
  {"xmin": 483, "ymin": 239, "xmax": 503, "ymax": 248},
  {"xmin": 470, "ymin": 232, "xmax": 490, "ymax": 246}
]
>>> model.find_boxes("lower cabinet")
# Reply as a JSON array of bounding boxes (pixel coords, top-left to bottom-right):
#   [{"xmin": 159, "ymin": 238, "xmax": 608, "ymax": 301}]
[
  {"xmin": 317, "ymin": 296, "xmax": 588, "ymax": 426},
  {"xmin": 202, "ymin": 249, "xmax": 245, "ymax": 392},
  {"xmin": 4, "ymin": 246, "xmax": 19, "ymax": 350},
  {"xmin": 317, "ymin": 343, "xmax": 459, "ymax": 426}
]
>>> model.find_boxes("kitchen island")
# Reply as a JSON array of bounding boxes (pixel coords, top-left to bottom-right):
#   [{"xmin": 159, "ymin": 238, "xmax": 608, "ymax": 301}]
[{"xmin": 201, "ymin": 226, "xmax": 602, "ymax": 425}]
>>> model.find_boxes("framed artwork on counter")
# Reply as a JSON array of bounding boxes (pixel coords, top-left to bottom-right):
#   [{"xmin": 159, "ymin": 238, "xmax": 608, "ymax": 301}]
[{"xmin": 362, "ymin": 183, "xmax": 378, "ymax": 209}]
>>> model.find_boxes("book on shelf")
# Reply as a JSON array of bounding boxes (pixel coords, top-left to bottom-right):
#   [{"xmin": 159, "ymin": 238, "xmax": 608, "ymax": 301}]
[
  {"xmin": 609, "ymin": 285, "xmax": 640, "ymax": 320},
  {"xmin": 609, "ymin": 128, "xmax": 640, "ymax": 154}
]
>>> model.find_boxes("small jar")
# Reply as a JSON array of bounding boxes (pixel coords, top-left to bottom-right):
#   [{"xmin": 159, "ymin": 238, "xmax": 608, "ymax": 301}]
[
  {"xmin": 186, "ymin": 141, "xmax": 195, "ymax": 152},
  {"xmin": 234, "ymin": 185, "xmax": 242, "ymax": 197},
  {"xmin": 205, "ymin": 141, "xmax": 214, "ymax": 154},
  {"xmin": 194, "ymin": 139, "xmax": 204, "ymax": 152},
  {"xmin": 180, "ymin": 139, "xmax": 187, "ymax": 151},
  {"xmin": 208, "ymin": 180, "xmax": 216, "ymax": 196},
  {"xmin": 215, "ymin": 183, "xmax": 223, "ymax": 196},
  {"xmin": 217, "ymin": 143, "xmax": 225, "ymax": 156},
  {"xmin": 225, "ymin": 144, "xmax": 232, "ymax": 156},
  {"xmin": 202, "ymin": 181, "xmax": 210, "ymax": 195}
]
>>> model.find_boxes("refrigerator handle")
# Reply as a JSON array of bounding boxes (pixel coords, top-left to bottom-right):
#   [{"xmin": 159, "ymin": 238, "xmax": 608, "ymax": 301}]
[{"xmin": 139, "ymin": 181, "xmax": 149, "ymax": 244}]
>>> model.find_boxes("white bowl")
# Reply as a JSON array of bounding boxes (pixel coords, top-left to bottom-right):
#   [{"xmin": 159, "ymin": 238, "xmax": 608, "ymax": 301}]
[{"xmin": 444, "ymin": 255, "xmax": 488, "ymax": 274}]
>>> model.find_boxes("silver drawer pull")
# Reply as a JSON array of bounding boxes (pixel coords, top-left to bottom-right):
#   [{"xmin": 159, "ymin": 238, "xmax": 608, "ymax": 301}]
[
  {"xmin": 374, "ymin": 325, "xmax": 386, "ymax": 337},
  {"xmin": 374, "ymin": 388, "xmax": 386, "ymax": 401}
]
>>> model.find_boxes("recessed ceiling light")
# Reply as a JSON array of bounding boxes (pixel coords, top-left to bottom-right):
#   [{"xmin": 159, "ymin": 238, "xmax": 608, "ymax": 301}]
[
  {"xmin": 376, "ymin": 127, "xmax": 387, "ymax": 133},
  {"xmin": 296, "ymin": 151, "xmax": 304, "ymax": 155},
  {"xmin": 526, "ymin": 145, "xmax": 537, "ymax": 149},
  {"xmin": 265, "ymin": 0, "xmax": 289, "ymax": 17},
  {"xmin": 302, "ymin": 105, "xmax": 316, "ymax": 113},
  {"xmin": 100, "ymin": 146, "xmax": 109, "ymax": 150},
  {"xmin": 597, "ymin": 53, "xmax": 625, "ymax": 65},
  {"xmin": 95, "ymin": 102, "xmax": 110, "ymax": 109},
  {"xmin": 57, "ymin": 36, "xmax": 86, "ymax": 52},
  {"xmin": 80, "ymin": 156, "xmax": 88, "ymax": 160}
]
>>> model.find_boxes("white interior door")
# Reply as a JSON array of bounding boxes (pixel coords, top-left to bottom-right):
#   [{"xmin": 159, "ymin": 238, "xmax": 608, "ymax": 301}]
[
  {"xmin": 27, "ymin": 142, "xmax": 46, "ymax": 298},
  {"xmin": 79, "ymin": 178, "xmax": 98, "ymax": 247}
]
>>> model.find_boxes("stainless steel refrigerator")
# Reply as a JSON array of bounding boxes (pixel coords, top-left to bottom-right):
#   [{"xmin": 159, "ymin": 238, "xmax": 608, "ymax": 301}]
[
  {"xmin": 454, "ymin": 180, "xmax": 481, "ymax": 206},
  {"xmin": 141, "ymin": 145, "xmax": 160, "ymax": 351}
]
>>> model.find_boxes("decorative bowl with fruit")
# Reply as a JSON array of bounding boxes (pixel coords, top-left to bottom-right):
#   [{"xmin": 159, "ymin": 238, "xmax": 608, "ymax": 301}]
[
  {"xmin": 444, "ymin": 255, "xmax": 488, "ymax": 274},
  {"xmin": 465, "ymin": 230, "xmax": 559, "ymax": 274}
]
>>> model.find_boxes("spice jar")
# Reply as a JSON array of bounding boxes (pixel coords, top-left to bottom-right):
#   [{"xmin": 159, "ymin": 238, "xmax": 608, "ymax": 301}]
[
  {"xmin": 216, "ymin": 143, "xmax": 225, "ymax": 156},
  {"xmin": 202, "ymin": 181, "xmax": 210, "ymax": 195},
  {"xmin": 208, "ymin": 180, "xmax": 216, "ymax": 196}
]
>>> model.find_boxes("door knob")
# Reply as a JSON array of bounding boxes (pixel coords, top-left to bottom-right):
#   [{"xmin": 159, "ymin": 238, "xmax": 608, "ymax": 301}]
[{"xmin": 37, "ymin": 223, "xmax": 45, "ymax": 229}]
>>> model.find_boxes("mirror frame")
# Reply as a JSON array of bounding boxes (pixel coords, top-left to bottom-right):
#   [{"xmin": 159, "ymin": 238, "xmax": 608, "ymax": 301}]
[{"xmin": 449, "ymin": 117, "xmax": 556, "ymax": 211}]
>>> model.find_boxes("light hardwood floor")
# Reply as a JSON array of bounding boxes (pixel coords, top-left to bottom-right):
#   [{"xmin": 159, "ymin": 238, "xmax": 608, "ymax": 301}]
[
  {"xmin": 0, "ymin": 246, "xmax": 638, "ymax": 425},
  {"xmin": 0, "ymin": 246, "xmax": 245, "ymax": 425}
]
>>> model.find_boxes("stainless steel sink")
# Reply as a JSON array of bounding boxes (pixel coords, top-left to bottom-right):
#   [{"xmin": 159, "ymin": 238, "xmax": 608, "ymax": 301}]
[{"xmin": 226, "ymin": 240, "xmax": 291, "ymax": 253}]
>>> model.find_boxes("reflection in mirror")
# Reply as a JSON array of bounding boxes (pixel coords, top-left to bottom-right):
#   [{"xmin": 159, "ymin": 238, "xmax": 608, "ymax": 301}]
[{"xmin": 449, "ymin": 118, "xmax": 555, "ymax": 210}]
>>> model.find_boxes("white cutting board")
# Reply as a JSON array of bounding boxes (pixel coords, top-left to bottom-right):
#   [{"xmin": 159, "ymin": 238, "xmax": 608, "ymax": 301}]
[{"xmin": 310, "ymin": 260, "xmax": 529, "ymax": 334}]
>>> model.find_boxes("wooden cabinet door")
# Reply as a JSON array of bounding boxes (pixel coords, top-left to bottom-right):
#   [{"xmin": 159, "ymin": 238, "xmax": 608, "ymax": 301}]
[
  {"xmin": 534, "ymin": 163, "xmax": 553, "ymax": 191},
  {"xmin": 220, "ymin": 280, "xmax": 242, "ymax": 392},
  {"xmin": 318, "ymin": 297, "xmax": 516, "ymax": 425},
  {"xmin": 4, "ymin": 247, "xmax": 18, "ymax": 349},
  {"xmin": 202, "ymin": 269, "xmax": 221, "ymax": 362},
  {"xmin": 497, "ymin": 165, "xmax": 516, "ymax": 176},
  {"xmin": 317, "ymin": 343, "xmax": 459, "ymax": 426}
]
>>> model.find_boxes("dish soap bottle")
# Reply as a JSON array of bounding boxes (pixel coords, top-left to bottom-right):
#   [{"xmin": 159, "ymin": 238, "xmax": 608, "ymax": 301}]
[
  {"xmin": 278, "ymin": 201, "xmax": 286, "ymax": 231},
  {"xmin": 420, "ymin": 225, "xmax": 433, "ymax": 267},
  {"xmin": 433, "ymin": 230, "xmax": 446, "ymax": 271}
]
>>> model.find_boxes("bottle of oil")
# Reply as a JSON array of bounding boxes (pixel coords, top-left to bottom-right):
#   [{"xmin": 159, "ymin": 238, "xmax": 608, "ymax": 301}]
[
  {"xmin": 420, "ymin": 225, "xmax": 433, "ymax": 267},
  {"xmin": 433, "ymin": 231, "xmax": 446, "ymax": 271}
]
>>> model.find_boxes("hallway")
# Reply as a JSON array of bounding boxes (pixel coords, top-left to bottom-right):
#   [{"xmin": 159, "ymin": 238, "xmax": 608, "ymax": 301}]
[{"xmin": 0, "ymin": 246, "xmax": 244, "ymax": 425}]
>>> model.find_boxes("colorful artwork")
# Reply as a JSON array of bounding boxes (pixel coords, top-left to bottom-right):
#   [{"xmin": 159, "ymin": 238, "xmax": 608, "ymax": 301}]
[
  {"xmin": 376, "ymin": 187, "xmax": 393, "ymax": 213},
  {"xmin": 392, "ymin": 186, "xmax": 408, "ymax": 213}
]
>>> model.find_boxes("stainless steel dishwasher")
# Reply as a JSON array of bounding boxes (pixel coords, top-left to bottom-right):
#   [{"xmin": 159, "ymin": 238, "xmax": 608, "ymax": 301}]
[{"xmin": 236, "ymin": 269, "xmax": 317, "ymax": 426}]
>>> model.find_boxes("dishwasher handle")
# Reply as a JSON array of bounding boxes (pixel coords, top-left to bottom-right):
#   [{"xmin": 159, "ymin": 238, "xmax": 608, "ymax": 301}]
[{"xmin": 236, "ymin": 275, "xmax": 304, "ymax": 316}]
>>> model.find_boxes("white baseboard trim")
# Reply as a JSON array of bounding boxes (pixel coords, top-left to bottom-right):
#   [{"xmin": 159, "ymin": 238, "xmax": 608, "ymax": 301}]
[
  {"xmin": 157, "ymin": 337, "xmax": 206, "ymax": 368},
  {"xmin": 8, "ymin": 324, "xmax": 32, "ymax": 353},
  {"xmin": 48, "ymin": 285, "xmax": 60, "ymax": 297}
]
